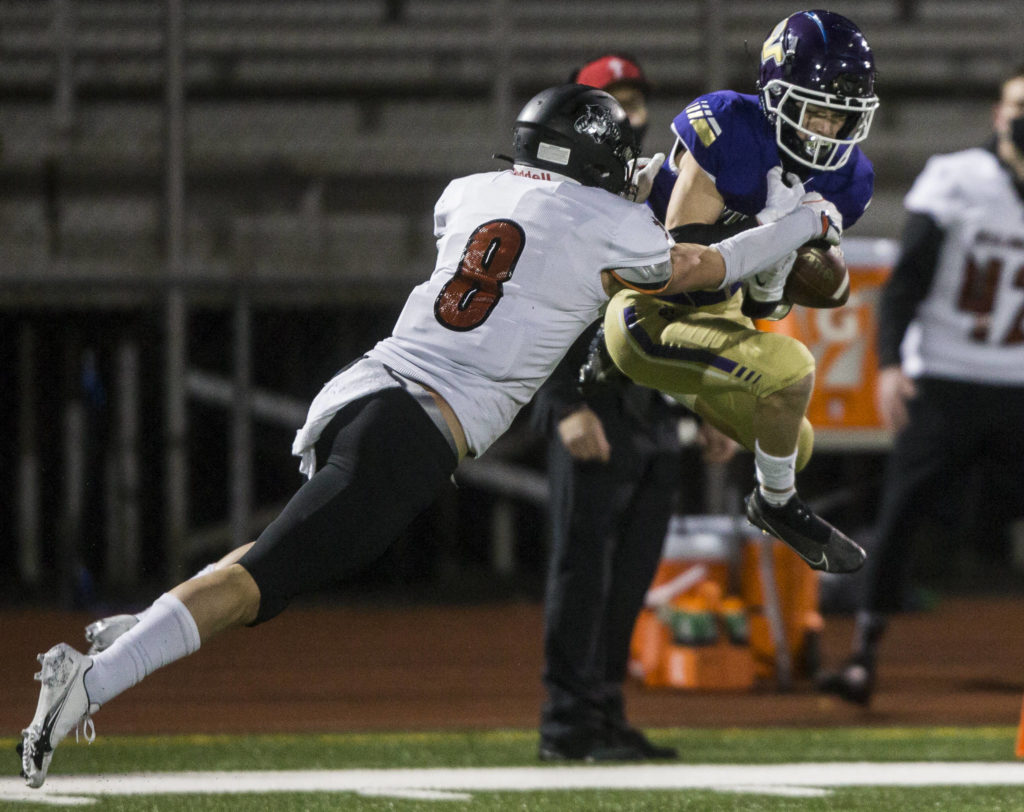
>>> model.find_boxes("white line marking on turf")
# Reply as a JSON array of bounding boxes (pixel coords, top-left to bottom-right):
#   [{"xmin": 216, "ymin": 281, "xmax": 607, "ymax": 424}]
[
  {"xmin": 720, "ymin": 785, "xmax": 829, "ymax": 798},
  {"xmin": 357, "ymin": 788, "xmax": 474, "ymax": 801},
  {"xmin": 3, "ymin": 763, "xmax": 1024, "ymax": 805},
  {"xmin": 0, "ymin": 788, "xmax": 96, "ymax": 807}
]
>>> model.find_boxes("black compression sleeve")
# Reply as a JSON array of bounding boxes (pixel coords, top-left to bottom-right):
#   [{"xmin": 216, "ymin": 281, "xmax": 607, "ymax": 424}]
[
  {"xmin": 876, "ymin": 212, "xmax": 946, "ymax": 367},
  {"xmin": 669, "ymin": 218, "xmax": 757, "ymax": 246}
]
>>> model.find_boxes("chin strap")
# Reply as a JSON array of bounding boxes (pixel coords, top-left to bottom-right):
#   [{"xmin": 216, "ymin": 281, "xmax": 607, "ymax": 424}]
[{"xmin": 624, "ymin": 152, "xmax": 665, "ymax": 203}]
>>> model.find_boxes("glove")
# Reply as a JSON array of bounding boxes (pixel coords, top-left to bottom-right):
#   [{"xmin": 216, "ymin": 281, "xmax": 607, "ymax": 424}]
[
  {"xmin": 799, "ymin": 192, "xmax": 843, "ymax": 245},
  {"xmin": 756, "ymin": 166, "xmax": 806, "ymax": 224},
  {"xmin": 626, "ymin": 152, "xmax": 666, "ymax": 204},
  {"xmin": 740, "ymin": 249, "xmax": 796, "ymax": 320}
]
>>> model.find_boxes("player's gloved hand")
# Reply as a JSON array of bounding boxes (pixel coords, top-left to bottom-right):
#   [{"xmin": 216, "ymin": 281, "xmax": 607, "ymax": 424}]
[
  {"xmin": 626, "ymin": 152, "xmax": 666, "ymax": 204},
  {"xmin": 799, "ymin": 192, "xmax": 843, "ymax": 245},
  {"xmin": 756, "ymin": 166, "xmax": 806, "ymax": 224},
  {"xmin": 740, "ymin": 249, "xmax": 797, "ymax": 320}
]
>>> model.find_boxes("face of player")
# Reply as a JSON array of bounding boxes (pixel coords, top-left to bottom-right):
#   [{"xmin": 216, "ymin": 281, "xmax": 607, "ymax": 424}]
[
  {"xmin": 798, "ymin": 104, "xmax": 848, "ymax": 140},
  {"xmin": 991, "ymin": 77, "xmax": 1024, "ymax": 139},
  {"xmin": 995, "ymin": 76, "xmax": 1024, "ymax": 131},
  {"xmin": 607, "ymin": 83, "xmax": 649, "ymax": 148},
  {"xmin": 994, "ymin": 76, "xmax": 1024, "ymax": 161}
]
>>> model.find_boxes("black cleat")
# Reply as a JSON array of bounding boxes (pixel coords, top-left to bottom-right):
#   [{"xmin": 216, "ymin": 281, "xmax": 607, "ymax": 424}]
[
  {"xmin": 538, "ymin": 736, "xmax": 642, "ymax": 763},
  {"xmin": 538, "ymin": 726, "xmax": 677, "ymax": 763},
  {"xmin": 611, "ymin": 726, "xmax": 678, "ymax": 760},
  {"xmin": 817, "ymin": 659, "xmax": 875, "ymax": 706},
  {"xmin": 745, "ymin": 488, "xmax": 866, "ymax": 574}
]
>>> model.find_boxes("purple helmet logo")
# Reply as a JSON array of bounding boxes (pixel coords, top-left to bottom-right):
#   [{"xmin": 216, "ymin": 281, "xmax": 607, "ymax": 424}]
[{"xmin": 758, "ymin": 10, "xmax": 879, "ymax": 171}]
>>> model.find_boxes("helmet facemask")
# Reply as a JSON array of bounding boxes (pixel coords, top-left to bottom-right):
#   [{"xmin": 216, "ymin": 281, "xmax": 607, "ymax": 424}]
[{"xmin": 762, "ymin": 78, "xmax": 878, "ymax": 171}]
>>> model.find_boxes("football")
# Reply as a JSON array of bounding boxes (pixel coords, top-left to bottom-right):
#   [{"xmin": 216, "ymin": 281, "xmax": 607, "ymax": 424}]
[{"xmin": 784, "ymin": 242, "xmax": 850, "ymax": 309}]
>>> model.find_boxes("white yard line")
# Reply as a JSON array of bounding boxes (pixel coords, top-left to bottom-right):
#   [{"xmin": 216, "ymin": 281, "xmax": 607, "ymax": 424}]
[{"xmin": 3, "ymin": 763, "xmax": 1024, "ymax": 805}]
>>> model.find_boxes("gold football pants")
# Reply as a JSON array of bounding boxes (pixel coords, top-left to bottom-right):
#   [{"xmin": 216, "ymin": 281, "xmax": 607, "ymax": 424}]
[{"xmin": 604, "ymin": 288, "xmax": 815, "ymax": 470}]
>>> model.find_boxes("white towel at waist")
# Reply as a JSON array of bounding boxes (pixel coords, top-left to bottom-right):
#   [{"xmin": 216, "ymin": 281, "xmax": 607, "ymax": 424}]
[{"xmin": 291, "ymin": 357, "xmax": 402, "ymax": 479}]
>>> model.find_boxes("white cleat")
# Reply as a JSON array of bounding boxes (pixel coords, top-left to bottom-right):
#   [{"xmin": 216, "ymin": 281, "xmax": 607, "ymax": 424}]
[
  {"xmin": 85, "ymin": 614, "xmax": 139, "ymax": 654},
  {"xmin": 19, "ymin": 643, "xmax": 99, "ymax": 789}
]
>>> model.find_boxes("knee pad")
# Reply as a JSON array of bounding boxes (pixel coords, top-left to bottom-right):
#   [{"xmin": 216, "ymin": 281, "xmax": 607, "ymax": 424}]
[
  {"xmin": 602, "ymin": 297, "xmax": 640, "ymax": 377},
  {"xmin": 748, "ymin": 332, "xmax": 816, "ymax": 396}
]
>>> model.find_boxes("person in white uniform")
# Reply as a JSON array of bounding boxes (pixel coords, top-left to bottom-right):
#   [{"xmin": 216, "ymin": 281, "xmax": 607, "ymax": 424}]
[
  {"xmin": 19, "ymin": 83, "xmax": 841, "ymax": 787},
  {"xmin": 819, "ymin": 64, "xmax": 1024, "ymax": 705}
]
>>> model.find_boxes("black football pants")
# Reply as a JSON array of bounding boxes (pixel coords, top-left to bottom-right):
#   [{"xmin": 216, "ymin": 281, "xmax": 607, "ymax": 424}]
[
  {"xmin": 862, "ymin": 377, "xmax": 1024, "ymax": 613},
  {"xmin": 540, "ymin": 393, "xmax": 679, "ymax": 744}
]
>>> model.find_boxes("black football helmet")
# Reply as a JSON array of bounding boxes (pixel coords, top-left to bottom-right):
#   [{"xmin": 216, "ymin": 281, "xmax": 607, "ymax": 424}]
[
  {"xmin": 511, "ymin": 84, "xmax": 638, "ymax": 196},
  {"xmin": 757, "ymin": 10, "xmax": 879, "ymax": 172}
]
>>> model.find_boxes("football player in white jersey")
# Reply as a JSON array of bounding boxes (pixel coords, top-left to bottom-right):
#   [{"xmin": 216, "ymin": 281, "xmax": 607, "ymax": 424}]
[
  {"xmin": 19, "ymin": 83, "xmax": 840, "ymax": 787},
  {"xmin": 819, "ymin": 65, "xmax": 1024, "ymax": 706}
]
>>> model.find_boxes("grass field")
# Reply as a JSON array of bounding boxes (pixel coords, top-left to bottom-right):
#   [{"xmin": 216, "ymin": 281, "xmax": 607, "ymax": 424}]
[{"xmin": 3, "ymin": 726, "xmax": 1023, "ymax": 810}]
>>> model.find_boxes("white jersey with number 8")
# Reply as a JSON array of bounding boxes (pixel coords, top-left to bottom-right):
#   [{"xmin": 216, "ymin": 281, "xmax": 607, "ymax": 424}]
[{"xmin": 367, "ymin": 168, "xmax": 674, "ymax": 454}]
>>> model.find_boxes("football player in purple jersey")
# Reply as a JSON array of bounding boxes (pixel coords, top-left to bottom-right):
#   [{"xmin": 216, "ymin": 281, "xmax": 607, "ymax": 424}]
[
  {"xmin": 602, "ymin": 10, "xmax": 879, "ymax": 575},
  {"xmin": 818, "ymin": 64, "xmax": 1024, "ymax": 706}
]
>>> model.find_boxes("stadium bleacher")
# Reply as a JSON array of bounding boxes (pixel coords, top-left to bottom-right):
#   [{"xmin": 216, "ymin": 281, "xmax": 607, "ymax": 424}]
[{"xmin": 0, "ymin": 0, "xmax": 1020, "ymax": 284}]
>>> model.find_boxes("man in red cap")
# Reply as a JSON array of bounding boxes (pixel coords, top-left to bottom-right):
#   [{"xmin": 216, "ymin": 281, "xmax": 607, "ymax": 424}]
[
  {"xmin": 573, "ymin": 54, "xmax": 652, "ymax": 147},
  {"xmin": 533, "ymin": 54, "xmax": 736, "ymax": 762}
]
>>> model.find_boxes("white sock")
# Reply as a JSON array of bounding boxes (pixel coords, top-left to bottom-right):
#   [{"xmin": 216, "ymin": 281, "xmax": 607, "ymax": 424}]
[
  {"xmin": 131, "ymin": 563, "xmax": 217, "ymax": 625},
  {"xmin": 754, "ymin": 439, "xmax": 797, "ymax": 506},
  {"xmin": 84, "ymin": 593, "xmax": 201, "ymax": 707}
]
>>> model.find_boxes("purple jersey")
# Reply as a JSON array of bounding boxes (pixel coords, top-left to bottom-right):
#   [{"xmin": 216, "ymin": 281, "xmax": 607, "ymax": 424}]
[{"xmin": 647, "ymin": 90, "xmax": 874, "ymax": 228}]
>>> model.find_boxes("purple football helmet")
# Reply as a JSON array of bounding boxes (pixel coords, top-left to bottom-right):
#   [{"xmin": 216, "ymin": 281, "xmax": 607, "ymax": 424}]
[{"xmin": 758, "ymin": 10, "xmax": 879, "ymax": 171}]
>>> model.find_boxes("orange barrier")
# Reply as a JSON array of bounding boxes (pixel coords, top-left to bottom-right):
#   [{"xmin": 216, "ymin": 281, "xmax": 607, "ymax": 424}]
[
  {"xmin": 632, "ymin": 577, "xmax": 756, "ymax": 692},
  {"xmin": 629, "ymin": 517, "xmax": 820, "ymax": 691}
]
